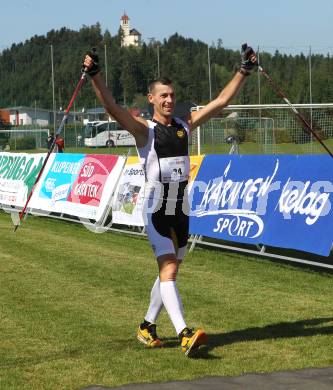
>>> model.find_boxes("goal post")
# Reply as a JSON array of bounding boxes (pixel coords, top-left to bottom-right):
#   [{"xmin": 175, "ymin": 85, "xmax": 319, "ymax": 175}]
[{"xmin": 190, "ymin": 103, "xmax": 333, "ymax": 155}]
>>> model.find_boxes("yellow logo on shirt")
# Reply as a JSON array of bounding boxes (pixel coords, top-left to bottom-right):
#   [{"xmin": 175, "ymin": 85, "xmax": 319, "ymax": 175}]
[{"xmin": 177, "ymin": 129, "xmax": 185, "ymax": 138}]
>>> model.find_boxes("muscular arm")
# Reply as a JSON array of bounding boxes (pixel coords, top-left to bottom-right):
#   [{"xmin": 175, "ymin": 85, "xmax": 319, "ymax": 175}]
[
  {"xmin": 189, "ymin": 44, "xmax": 257, "ymax": 131},
  {"xmin": 188, "ymin": 71, "xmax": 246, "ymax": 131},
  {"xmin": 90, "ymin": 73, "xmax": 148, "ymax": 147}
]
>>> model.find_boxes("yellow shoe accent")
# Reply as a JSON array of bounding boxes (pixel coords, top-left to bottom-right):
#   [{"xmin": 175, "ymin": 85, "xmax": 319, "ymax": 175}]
[
  {"xmin": 180, "ymin": 328, "xmax": 207, "ymax": 356},
  {"xmin": 137, "ymin": 324, "xmax": 163, "ymax": 348}
]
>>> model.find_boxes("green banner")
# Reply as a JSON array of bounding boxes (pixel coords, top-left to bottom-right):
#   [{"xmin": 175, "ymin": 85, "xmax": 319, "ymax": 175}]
[{"xmin": 0, "ymin": 152, "xmax": 45, "ymax": 207}]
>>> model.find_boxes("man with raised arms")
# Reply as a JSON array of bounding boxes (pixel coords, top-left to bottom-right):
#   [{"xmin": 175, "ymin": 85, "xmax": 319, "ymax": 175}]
[{"xmin": 83, "ymin": 44, "xmax": 257, "ymax": 356}]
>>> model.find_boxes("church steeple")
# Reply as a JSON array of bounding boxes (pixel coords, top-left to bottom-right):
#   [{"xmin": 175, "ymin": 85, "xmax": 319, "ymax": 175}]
[
  {"xmin": 120, "ymin": 13, "xmax": 141, "ymax": 47},
  {"xmin": 120, "ymin": 12, "xmax": 130, "ymax": 46}
]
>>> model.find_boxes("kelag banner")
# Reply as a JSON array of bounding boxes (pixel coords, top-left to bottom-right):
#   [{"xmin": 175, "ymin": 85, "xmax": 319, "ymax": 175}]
[
  {"xmin": 0, "ymin": 152, "xmax": 45, "ymax": 207},
  {"xmin": 30, "ymin": 153, "xmax": 125, "ymax": 222},
  {"xmin": 189, "ymin": 155, "xmax": 333, "ymax": 256}
]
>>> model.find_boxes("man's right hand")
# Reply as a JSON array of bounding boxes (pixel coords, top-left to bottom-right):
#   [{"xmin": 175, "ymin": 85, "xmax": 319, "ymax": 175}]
[{"xmin": 83, "ymin": 49, "xmax": 100, "ymax": 77}]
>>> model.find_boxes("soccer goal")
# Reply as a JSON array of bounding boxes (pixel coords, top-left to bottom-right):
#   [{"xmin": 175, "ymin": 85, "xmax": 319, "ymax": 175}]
[
  {"xmin": 0, "ymin": 128, "xmax": 50, "ymax": 151},
  {"xmin": 190, "ymin": 103, "xmax": 333, "ymax": 155}
]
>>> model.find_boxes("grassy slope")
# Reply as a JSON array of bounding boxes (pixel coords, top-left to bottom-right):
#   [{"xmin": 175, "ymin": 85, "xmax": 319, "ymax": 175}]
[{"xmin": 0, "ymin": 214, "xmax": 332, "ymax": 390}]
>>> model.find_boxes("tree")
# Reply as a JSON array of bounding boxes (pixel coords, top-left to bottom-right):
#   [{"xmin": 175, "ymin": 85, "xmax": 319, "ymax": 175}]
[{"xmin": 0, "ymin": 26, "xmax": 332, "ymax": 111}]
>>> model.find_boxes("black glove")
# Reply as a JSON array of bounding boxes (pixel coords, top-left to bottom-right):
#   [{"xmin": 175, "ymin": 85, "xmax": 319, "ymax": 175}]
[
  {"xmin": 240, "ymin": 43, "xmax": 257, "ymax": 74},
  {"xmin": 82, "ymin": 48, "xmax": 100, "ymax": 77}
]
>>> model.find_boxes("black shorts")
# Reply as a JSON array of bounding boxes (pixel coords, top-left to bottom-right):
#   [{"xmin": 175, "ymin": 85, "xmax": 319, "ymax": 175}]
[{"xmin": 145, "ymin": 182, "xmax": 189, "ymax": 260}]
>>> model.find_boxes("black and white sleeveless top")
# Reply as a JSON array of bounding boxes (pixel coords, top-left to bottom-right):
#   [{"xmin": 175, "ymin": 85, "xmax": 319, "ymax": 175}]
[{"xmin": 137, "ymin": 117, "xmax": 190, "ymax": 202}]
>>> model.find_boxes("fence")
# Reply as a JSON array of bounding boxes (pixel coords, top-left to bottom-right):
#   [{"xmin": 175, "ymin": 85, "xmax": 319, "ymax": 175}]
[
  {"xmin": 190, "ymin": 103, "xmax": 333, "ymax": 155},
  {"xmin": 0, "ymin": 129, "xmax": 50, "ymax": 151},
  {"xmin": 2, "ymin": 103, "xmax": 333, "ymax": 155}
]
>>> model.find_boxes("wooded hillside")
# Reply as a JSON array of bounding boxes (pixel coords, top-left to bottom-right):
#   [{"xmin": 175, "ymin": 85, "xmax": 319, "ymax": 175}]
[{"xmin": 0, "ymin": 24, "xmax": 332, "ymax": 110}]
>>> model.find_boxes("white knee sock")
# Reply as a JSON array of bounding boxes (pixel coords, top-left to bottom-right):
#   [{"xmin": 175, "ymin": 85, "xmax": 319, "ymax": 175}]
[
  {"xmin": 144, "ymin": 276, "xmax": 163, "ymax": 324},
  {"xmin": 160, "ymin": 280, "xmax": 186, "ymax": 335}
]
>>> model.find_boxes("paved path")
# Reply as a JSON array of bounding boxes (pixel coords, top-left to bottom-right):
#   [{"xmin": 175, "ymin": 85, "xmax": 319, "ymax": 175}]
[{"xmin": 81, "ymin": 366, "xmax": 333, "ymax": 390}]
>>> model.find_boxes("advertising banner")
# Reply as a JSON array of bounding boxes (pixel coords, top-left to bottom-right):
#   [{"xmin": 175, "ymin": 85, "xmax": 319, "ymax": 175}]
[
  {"xmin": 0, "ymin": 152, "xmax": 45, "ymax": 207},
  {"xmin": 112, "ymin": 156, "xmax": 145, "ymax": 226},
  {"xmin": 189, "ymin": 155, "xmax": 205, "ymax": 185},
  {"xmin": 112, "ymin": 155, "xmax": 206, "ymax": 227},
  {"xmin": 30, "ymin": 153, "xmax": 125, "ymax": 222},
  {"xmin": 189, "ymin": 154, "xmax": 333, "ymax": 256}
]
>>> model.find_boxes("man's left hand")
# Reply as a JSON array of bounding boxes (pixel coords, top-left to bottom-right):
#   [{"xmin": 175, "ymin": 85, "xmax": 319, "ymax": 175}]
[{"xmin": 240, "ymin": 43, "xmax": 258, "ymax": 73}]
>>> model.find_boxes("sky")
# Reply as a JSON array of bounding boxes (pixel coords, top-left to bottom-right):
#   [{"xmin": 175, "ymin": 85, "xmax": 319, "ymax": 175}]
[{"xmin": 1, "ymin": 0, "xmax": 333, "ymax": 54}]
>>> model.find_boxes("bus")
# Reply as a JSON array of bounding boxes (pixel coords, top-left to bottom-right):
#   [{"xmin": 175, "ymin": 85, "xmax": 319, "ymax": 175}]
[{"xmin": 84, "ymin": 120, "xmax": 135, "ymax": 147}]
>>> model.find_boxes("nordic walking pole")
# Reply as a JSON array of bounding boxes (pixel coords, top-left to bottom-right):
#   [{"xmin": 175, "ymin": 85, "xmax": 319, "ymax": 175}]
[
  {"xmin": 258, "ymin": 65, "xmax": 333, "ymax": 158},
  {"xmin": 13, "ymin": 71, "xmax": 87, "ymax": 232}
]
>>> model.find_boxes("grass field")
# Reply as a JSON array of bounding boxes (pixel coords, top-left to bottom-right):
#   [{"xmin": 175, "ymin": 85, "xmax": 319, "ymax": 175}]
[
  {"xmin": 0, "ymin": 213, "xmax": 333, "ymax": 390},
  {"xmin": 8, "ymin": 146, "xmax": 136, "ymax": 156}
]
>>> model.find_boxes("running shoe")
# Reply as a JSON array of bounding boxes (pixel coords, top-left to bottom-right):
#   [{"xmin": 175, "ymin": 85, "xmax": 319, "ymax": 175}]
[
  {"xmin": 137, "ymin": 323, "xmax": 163, "ymax": 348},
  {"xmin": 179, "ymin": 327, "xmax": 208, "ymax": 356}
]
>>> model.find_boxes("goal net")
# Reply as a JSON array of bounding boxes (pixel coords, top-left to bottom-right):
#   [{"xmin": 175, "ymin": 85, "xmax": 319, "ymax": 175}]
[{"xmin": 189, "ymin": 103, "xmax": 333, "ymax": 155}]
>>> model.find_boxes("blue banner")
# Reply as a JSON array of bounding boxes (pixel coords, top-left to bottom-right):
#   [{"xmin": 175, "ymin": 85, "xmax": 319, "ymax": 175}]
[
  {"xmin": 39, "ymin": 153, "xmax": 85, "ymax": 201},
  {"xmin": 189, "ymin": 155, "xmax": 333, "ymax": 256}
]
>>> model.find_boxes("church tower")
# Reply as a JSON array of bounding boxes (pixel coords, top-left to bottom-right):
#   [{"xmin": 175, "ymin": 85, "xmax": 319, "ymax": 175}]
[
  {"xmin": 120, "ymin": 13, "xmax": 130, "ymax": 44},
  {"xmin": 120, "ymin": 13, "xmax": 141, "ymax": 47}
]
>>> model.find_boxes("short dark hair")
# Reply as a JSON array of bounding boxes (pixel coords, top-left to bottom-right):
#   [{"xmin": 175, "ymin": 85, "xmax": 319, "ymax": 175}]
[{"xmin": 148, "ymin": 77, "xmax": 173, "ymax": 93}]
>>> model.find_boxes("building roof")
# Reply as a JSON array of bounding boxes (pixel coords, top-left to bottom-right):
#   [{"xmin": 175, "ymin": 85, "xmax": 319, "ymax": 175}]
[
  {"xmin": 121, "ymin": 13, "xmax": 129, "ymax": 21},
  {"xmin": 4, "ymin": 106, "xmax": 51, "ymax": 113},
  {"xmin": 130, "ymin": 28, "xmax": 141, "ymax": 36},
  {"xmin": 86, "ymin": 107, "xmax": 106, "ymax": 115}
]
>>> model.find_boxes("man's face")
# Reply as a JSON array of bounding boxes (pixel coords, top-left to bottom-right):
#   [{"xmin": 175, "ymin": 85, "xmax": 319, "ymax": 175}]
[{"xmin": 148, "ymin": 83, "xmax": 175, "ymax": 117}]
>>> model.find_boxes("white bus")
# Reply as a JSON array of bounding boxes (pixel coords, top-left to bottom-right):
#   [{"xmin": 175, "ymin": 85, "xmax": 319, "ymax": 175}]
[{"xmin": 84, "ymin": 120, "xmax": 135, "ymax": 147}]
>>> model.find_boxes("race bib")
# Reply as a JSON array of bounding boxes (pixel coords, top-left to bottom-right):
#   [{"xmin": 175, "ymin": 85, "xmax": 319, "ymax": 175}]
[{"xmin": 159, "ymin": 156, "xmax": 189, "ymax": 183}]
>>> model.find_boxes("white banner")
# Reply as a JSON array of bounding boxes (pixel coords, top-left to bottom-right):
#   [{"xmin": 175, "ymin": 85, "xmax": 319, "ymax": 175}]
[
  {"xmin": 112, "ymin": 156, "xmax": 145, "ymax": 226},
  {"xmin": 111, "ymin": 155, "xmax": 206, "ymax": 227},
  {"xmin": 30, "ymin": 153, "xmax": 126, "ymax": 223}
]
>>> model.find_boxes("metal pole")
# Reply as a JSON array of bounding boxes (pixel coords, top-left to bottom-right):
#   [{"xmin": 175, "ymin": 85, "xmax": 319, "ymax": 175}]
[
  {"xmin": 63, "ymin": 108, "xmax": 66, "ymax": 147},
  {"xmin": 104, "ymin": 44, "xmax": 108, "ymax": 86},
  {"xmin": 309, "ymin": 45, "xmax": 313, "ymax": 152},
  {"xmin": 257, "ymin": 46, "xmax": 261, "ymax": 105},
  {"xmin": 207, "ymin": 45, "xmax": 212, "ymax": 101},
  {"xmin": 95, "ymin": 99, "xmax": 97, "ymax": 148},
  {"xmin": 74, "ymin": 100, "xmax": 77, "ymax": 148},
  {"xmin": 51, "ymin": 45, "xmax": 56, "ymax": 134},
  {"xmin": 34, "ymin": 100, "xmax": 37, "ymax": 147},
  {"xmin": 309, "ymin": 46, "xmax": 313, "ymax": 114},
  {"xmin": 207, "ymin": 45, "xmax": 213, "ymax": 150},
  {"xmin": 105, "ymin": 43, "xmax": 111, "ymax": 149},
  {"xmin": 157, "ymin": 45, "xmax": 160, "ymax": 77},
  {"xmin": 197, "ymin": 126, "xmax": 201, "ymax": 155},
  {"xmin": 257, "ymin": 46, "xmax": 263, "ymax": 152}
]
